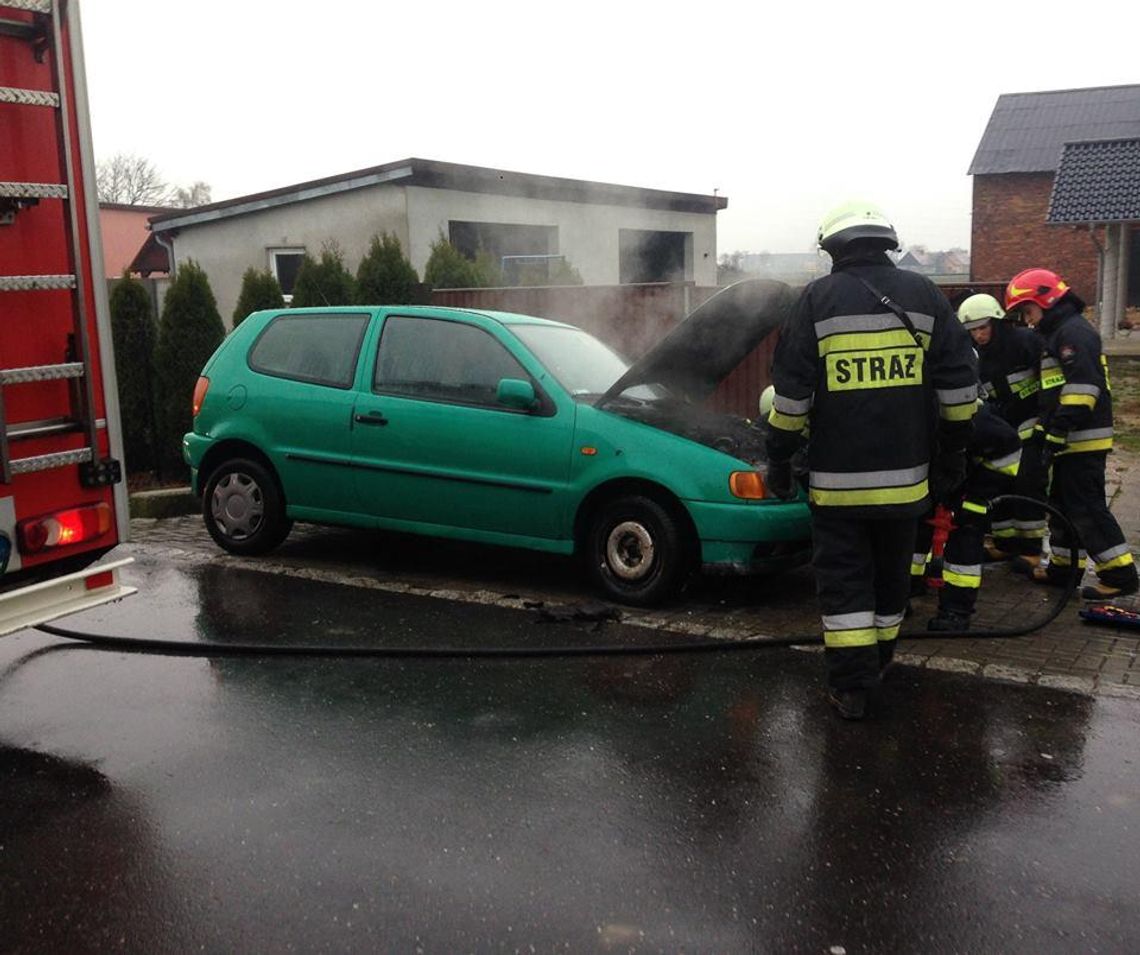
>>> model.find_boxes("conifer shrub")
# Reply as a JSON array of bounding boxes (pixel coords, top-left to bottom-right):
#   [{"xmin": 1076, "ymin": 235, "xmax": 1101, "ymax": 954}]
[
  {"xmin": 109, "ymin": 275, "xmax": 159, "ymax": 475},
  {"xmin": 356, "ymin": 233, "xmax": 420, "ymax": 304},
  {"xmin": 291, "ymin": 243, "xmax": 356, "ymax": 307},
  {"xmin": 424, "ymin": 233, "xmax": 502, "ymax": 289},
  {"xmin": 233, "ymin": 267, "xmax": 284, "ymax": 326},
  {"xmin": 153, "ymin": 261, "xmax": 225, "ymax": 473}
]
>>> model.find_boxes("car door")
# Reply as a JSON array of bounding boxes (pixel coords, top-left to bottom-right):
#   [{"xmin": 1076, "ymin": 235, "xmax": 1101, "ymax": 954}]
[
  {"xmin": 245, "ymin": 311, "xmax": 372, "ymax": 515},
  {"xmin": 350, "ymin": 313, "xmax": 575, "ymax": 540}
]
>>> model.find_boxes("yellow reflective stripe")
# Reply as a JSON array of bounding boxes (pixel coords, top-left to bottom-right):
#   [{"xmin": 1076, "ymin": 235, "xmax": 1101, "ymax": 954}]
[
  {"xmin": 1095, "ymin": 552, "xmax": 1135, "ymax": 572},
  {"xmin": 1059, "ymin": 438, "xmax": 1113, "ymax": 454},
  {"xmin": 818, "ymin": 330, "xmax": 924, "ymax": 355},
  {"xmin": 992, "ymin": 526, "xmax": 1018, "ymax": 538},
  {"xmin": 962, "ymin": 499, "xmax": 988, "ymax": 514},
  {"xmin": 823, "ymin": 628, "xmax": 879, "ymax": 648},
  {"xmin": 1041, "ymin": 372, "xmax": 1065, "ymax": 389},
  {"xmin": 982, "ymin": 458, "xmax": 1020, "ymax": 476},
  {"xmin": 1059, "ymin": 393, "xmax": 1097, "ymax": 409},
  {"xmin": 940, "ymin": 401, "xmax": 978, "ymax": 422},
  {"xmin": 943, "ymin": 569, "xmax": 982, "ymax": 589},
  {"xmin": 910, "ymin": 562, "xmax": 927, "ymax": 576},
  {"xmin": 768, "ymin": 409, "xmax": 807, "ymax": 432},
  {"xmin": 810, "ymin": 480, "xmax": 928, "ymax": 507},
  {"xmin": 877, "ymin": 624, "xmax": 901, "ymax": 643},
  {"xmin": 1044, "ymin": 432, "xmax": 1066, "ymax": 446}
]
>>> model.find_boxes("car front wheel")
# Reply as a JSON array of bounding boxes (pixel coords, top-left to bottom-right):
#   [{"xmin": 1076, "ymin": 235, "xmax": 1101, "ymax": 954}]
[
  {"xmin": 203, "ymin": 458, "xmax": 292, "ymax": 555},
  {"xmin": 586, "ymin": 494, "xmax": 689, "ymax": 606}
]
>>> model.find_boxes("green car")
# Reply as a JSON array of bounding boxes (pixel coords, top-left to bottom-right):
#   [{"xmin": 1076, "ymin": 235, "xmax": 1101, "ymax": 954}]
[{"xmin": 184, "ymin": 279, "xmax": 811, "ymax": 606}]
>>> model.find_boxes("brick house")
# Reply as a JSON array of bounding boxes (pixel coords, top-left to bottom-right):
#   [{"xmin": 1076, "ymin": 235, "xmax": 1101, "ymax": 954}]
[{"xmin": 968, "ymin": 84, "xmax": 1140, "ymax": 322}]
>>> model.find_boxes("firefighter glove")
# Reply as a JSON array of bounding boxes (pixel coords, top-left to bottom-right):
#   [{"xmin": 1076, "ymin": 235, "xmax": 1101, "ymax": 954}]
[
  {"xmin": 930, "ymin": 449, "xmax": 968, "ymax": 505},
  {"xmin": 766, "ymin": 459, "xmax": 795, "ymax": 500}
]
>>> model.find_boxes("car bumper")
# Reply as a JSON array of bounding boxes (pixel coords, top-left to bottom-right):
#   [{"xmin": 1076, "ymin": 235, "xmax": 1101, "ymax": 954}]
[
  {"xmin": 685, "ymin": 498, "xmax": 812, "ymax": 575},
  {"xmin": 183, "ymin": 432, "xmax": 208, "ymax": 495}
]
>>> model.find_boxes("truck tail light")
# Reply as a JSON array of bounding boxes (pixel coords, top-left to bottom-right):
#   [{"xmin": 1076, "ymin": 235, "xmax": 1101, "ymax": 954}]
[
  {"xmin": 17, "ymin": 503, "xmax": 112, "ymax": 555},
  {"xmin": 192, "ymin": 376, "xmax": 210, "ymax": 417}
]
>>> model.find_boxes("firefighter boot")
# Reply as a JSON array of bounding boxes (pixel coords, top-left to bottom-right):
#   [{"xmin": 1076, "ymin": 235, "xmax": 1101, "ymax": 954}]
[
  {"xmin": 1081, "ymin": 579, "xmax": 1140, "ymax": 601},
  {"xmin": 1010, "ymin": 554, "xmax": 1042, "ymax": 576},
  {"xmin": 827, "ymin": 688, "xmax": 868, "ymax": 721}
]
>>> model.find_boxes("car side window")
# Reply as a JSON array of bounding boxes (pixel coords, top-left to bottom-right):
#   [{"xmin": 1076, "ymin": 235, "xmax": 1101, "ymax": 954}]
[
  {"xmin": 374, "ymin": 315, "xmax": 530, "ymax": 408},
  {"xmin": 248, "ymin": 314, "xmax": 369, "ymax": 389}
]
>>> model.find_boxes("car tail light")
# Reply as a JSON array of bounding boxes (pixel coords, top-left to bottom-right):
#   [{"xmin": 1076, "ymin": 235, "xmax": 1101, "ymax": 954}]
[
  {"xmin": 192, "ymin": 376, "xmax": 210, "ymax": 417},
  {"xmin": 729, "ymin": 471, "xmax": 767, "ymax": 500},
  {"xmin": 17, "ymin": 503, "xmax": 112, "ymax": 555}
]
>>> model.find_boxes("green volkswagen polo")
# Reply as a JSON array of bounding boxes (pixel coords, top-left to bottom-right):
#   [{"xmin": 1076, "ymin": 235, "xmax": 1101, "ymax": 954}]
[{"xmin": 184, "ymin": 279, "xmax": 811, "ymax": 606}]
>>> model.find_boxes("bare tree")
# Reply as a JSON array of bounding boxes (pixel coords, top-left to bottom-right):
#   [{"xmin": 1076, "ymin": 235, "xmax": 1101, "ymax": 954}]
[
  {"xmin": 96, "ymin": 153, "xmax": 168, "ymax": 205},
  {"xmin": 170, "ymin": 180, "xmax": 212, "ymax": 208}
]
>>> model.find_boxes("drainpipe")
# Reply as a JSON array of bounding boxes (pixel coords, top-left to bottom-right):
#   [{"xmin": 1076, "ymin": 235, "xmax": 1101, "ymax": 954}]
[{"xmin": 154, "ymin": 231, "xmax": 176, "ymax": 273}]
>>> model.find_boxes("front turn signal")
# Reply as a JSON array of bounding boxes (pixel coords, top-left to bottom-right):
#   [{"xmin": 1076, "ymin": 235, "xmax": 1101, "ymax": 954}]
[{"xmin": 729, "ymin": 471, "xmax": 766, "ymax": 500}]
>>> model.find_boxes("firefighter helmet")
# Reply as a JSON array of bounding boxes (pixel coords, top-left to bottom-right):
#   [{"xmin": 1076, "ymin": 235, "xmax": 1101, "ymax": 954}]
[
  {"xmin": 957, "ymin": 293, "xmax": 1005, "ymax": 330},
  {"xmin": 1005, "ymin": 268, "xmax": 1069, "ymax": 312},
  {"xmin": 759, "ymin": 385, "xmax": 775, "ymax": 418},
  {"xmin": 817, "ymin": 201, "xmax": 899, "ymax": 255}
]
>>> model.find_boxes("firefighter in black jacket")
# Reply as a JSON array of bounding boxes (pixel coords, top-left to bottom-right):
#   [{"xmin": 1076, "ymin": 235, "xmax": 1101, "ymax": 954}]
[
  {"xmin": 766, "ymin": 201, "xmax": 978, "ymax": 720},
  {"xmin": 957, "ymin": 293, "xmax": 1047, "ymax": 568},
  {"xmin": 915, "ymin": 402, "xmax": 1022, "ymax": 631},
  {"xmin": 1004, "ymin": 268, "xmax": 1138, "ymax": 600}
]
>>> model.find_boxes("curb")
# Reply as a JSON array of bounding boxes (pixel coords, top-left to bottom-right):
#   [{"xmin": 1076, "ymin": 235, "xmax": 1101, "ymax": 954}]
[{"xmin": 129, "ymin": 486, "xmax": 199, "ymax": 519}]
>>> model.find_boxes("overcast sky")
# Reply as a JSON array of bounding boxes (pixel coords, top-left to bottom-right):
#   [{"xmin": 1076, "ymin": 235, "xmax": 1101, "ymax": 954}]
[{"xmin": 82, "ymin": 0, "xmax": 1135, "ymax": 256}]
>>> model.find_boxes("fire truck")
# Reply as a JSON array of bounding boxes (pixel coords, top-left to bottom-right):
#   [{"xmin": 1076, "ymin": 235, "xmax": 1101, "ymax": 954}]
[{"xmin": 0, "ymin": 0, "xmax": 134, "ymax": 634}]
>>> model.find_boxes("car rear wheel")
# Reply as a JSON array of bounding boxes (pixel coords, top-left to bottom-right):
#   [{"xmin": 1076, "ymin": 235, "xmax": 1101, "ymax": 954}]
[
  {"xmin": 203, "ymin": 458, "xmax": 292, "ymax": 555},
  {"xmin": 586, "ymin": 494, "xmax": 689, "ymax": 606}
]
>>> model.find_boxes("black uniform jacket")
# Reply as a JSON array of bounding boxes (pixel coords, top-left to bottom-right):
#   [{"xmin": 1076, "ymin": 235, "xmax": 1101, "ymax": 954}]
[
  {"xmin": 767, "ymin": 252, "xmax": 978, "ymax": 518},
  {"xmin": 978, "ymin": 319, "xmax": 1042, "ymax": 439},
  {"xmin": 1037, "ymin": 299, "xmax": 1113, "ymax": 455}
]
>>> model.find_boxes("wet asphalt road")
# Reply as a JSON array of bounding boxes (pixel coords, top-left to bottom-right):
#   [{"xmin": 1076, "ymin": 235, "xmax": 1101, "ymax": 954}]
[{"xmin": 2, "ymin": 552, "xmax": 1139, "ymax": 953}]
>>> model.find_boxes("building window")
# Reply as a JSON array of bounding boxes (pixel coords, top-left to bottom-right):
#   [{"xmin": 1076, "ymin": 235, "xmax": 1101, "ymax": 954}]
[
  {"xmin": 619, "ymin": 230, "xmax": 692, "ymax": 284},
  {"xmin": 268, "ymin": 248, "xmax": 306, "ymax": 300}
]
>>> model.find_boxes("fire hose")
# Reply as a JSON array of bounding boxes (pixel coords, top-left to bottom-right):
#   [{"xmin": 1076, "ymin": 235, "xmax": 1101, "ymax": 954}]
[{"xmin": 33, "ymin": 495, "xmax": 1080, "ymax": 659}]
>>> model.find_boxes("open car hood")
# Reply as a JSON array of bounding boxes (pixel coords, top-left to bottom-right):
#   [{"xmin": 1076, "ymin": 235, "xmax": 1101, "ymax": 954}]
[{"xmin": 598, "ymin": 278, "xmax": 795, "ymax": 407}]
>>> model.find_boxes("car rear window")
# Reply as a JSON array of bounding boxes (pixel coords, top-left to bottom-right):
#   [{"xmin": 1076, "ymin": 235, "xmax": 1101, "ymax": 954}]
[{"xmin": 248, "ymin": 313, "xmax": 369, "ymax": 389}]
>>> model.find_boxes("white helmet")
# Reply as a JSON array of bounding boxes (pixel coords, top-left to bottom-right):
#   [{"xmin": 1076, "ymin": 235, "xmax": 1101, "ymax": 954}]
[
  {"xmin": 817, "ymin": 200, "xmax": 899, "ymax": 256},
  {"xmin": 957, "ymin": 293, "xmax": 1005, "ymax": 330}
]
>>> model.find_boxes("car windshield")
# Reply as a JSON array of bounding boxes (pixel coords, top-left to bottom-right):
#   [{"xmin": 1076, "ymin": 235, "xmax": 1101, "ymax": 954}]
[{"xmin": 511, "ymin": 324, "xmax": 662, "ymax": 401}]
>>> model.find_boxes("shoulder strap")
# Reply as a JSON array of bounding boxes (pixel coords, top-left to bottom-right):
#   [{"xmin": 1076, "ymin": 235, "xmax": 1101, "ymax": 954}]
[{"xmin": 850, "ymin": 274, "xmax": 925, "ymax": 349}]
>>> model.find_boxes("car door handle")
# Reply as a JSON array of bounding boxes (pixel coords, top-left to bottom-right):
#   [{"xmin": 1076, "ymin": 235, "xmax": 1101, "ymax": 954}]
[{"xmin": 353, "ymin": 411, "xmax": 388, "ymax": 426}]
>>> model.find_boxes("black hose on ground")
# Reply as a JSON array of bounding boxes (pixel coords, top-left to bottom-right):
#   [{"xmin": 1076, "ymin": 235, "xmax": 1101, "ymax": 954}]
[{"xmin": 33, "ymin": 495, "xmax": 1080, "ymax": 659}]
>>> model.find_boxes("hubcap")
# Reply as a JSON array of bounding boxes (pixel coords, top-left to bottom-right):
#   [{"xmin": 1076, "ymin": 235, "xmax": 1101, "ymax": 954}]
[
  {"xmin": 605, "ymin": 521, "xmax": 655, "ymax": 581},
  {"xmin": 211, "ymin": 472, "xmax": 265, "ymax": 540}
]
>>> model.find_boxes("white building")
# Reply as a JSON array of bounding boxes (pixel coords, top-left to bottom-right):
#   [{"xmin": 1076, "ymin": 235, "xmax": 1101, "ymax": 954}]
[{"xmin": 149, "ymin": 158, "xmax": 727, "ymax": 324}]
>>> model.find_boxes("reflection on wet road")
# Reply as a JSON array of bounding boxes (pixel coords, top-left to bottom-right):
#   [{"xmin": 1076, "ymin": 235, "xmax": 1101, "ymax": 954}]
[{"xmin": 1, "ymin": 556, "xmax": 1137, "ymax": 952}]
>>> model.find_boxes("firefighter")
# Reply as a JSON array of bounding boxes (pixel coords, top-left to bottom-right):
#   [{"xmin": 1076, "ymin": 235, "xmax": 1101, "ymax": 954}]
[
  {"xmin": 765, "ymin": 201, "xmax": 978, "ymax": 720},
  {"xmin": 914, "ymin": 401, "xmax": 1022, "ymax": 630},
  {"xmin": 1004, "ymin": 268, "xmax": 1138, "ymax": 600},
  {"xmin": 957, "ymin": 293, "xmax": 1047, "ymax": 569}
]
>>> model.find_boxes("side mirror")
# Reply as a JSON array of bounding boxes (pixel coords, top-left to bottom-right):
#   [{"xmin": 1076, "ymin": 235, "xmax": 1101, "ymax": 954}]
[{"xmin": 497, "ymin": 377, "xmax": 538, "ymax": 411}]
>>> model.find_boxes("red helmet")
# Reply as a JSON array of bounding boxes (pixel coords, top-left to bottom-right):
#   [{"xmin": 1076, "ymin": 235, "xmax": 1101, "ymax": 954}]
[{"xmin": 1005, "ymin": 268, "xmax": 1069, "ymax": 312}]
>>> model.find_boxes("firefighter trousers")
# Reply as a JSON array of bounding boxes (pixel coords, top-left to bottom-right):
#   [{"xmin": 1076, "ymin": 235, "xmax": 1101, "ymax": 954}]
[
  {"xmin": 812, "ymin": 511, "xmax": 917, "ymax": 691},
  {"xmin": 1045, "ymin": 452, "xmax": 1137, "ymax": 589},
  {"xmin": 990, "ymin": 433, "xmax": 1048, "ymax": 556}
]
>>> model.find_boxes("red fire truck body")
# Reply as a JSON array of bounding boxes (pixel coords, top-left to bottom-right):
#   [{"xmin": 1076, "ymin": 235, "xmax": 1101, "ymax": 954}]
[{"xmin": 0, "ymin": 0, "xmax": 134, "ymax": 633}]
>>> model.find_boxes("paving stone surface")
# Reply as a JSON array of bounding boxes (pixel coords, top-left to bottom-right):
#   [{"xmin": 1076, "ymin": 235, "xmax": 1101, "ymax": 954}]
[{"xmin": 126, "ymin": 451, "xmax": 1140, "ymax": 698}]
